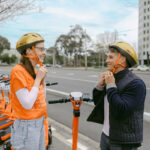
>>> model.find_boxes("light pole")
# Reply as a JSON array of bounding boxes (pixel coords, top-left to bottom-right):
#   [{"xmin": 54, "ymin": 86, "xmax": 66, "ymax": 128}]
[{"xmin": 84, "ymin": 29, "xmax": 87, "ymax": 70}]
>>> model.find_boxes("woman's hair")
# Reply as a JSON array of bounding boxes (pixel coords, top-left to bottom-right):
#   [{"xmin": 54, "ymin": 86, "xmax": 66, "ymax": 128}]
[{"xmin": 19, "ymin": 43, "xmax": 38, "ymax": 79}]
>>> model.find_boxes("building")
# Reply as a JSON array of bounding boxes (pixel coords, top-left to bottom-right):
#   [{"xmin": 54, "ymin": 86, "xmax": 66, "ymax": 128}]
[{"xmin": 138, "ymin": 0, "xmax": 150, "ymax": 65}]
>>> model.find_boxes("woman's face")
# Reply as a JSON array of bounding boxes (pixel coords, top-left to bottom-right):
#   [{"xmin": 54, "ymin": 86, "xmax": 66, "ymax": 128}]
[
  {"xmin": 34, "ymin": 42, "xmax": 46, "ymax": 63},
  {"xmin": 27, "ymin": 42, "xmax": 46, "ymax": 65}
]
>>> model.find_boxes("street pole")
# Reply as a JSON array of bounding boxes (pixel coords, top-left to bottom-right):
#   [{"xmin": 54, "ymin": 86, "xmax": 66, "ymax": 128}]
[
  {"xmin": 85, "ymin": 50, "xmax": 87, "ymax": 70},
  {"xmin": 84, "ymin": 30, "xmax": 87, "ymax": 70},
  {"xmin": 53, "ymin": 48, "xmax": 56, "ymax": 68}
]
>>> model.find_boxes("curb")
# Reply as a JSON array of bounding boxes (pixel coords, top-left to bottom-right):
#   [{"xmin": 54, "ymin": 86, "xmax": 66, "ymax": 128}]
[{"xmin": 47, "ymin": 88, "xmax": 150, "ymax": 123}]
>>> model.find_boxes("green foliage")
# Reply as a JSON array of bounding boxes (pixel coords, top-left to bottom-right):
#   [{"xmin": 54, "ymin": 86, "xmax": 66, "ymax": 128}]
[
  {"xmin": 55, "ymin": 25, "xmax": 91, "ymax": 67},
  {"xmin": 0, "ymin": 35, "xmax": 10, "ymax": 54},
  {"xmin": 44, "ymin": 56, "xmax": 52, "ymax": 64},
  {"xmin": 0, "ymin": 53, "xmax": 10, "ymax": 64},
  {"xmin": 11, "ymin": 54, "xmax": 17, "ymax": 63},
  {"xmin": 0, "ymin": 53, "xmax": 17, "ymax": 64}
]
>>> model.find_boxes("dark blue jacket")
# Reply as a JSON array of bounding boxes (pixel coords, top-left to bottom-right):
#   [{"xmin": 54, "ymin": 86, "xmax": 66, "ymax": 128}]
[{"xmin": 87, "ymin": 69, "xmax": 146, "ymax": 144}]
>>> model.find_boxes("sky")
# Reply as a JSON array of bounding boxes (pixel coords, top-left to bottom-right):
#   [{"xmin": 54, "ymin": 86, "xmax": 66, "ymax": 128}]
[{"xmin": 0, "ymin": 0, "xmax": 139, "ymax": 50}]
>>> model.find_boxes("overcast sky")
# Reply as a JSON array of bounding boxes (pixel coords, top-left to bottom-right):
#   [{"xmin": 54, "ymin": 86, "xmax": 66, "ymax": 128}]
[{"xmin": 0, "ymin": 0, "xmax": 138, "ymax": 49}]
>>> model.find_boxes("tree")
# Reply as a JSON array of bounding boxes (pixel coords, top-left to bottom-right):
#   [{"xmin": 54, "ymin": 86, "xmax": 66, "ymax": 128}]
[
  {"xmin": 0, "ymin": 0, "xmax": 37, "ymax": 22},
  {"xmin": 0, "ymin": 53, "xmax": 10, "ymax": 64},
  {"xmin": 0, "ymin": 53, "xmax": 17, "ymax": 64},
  {"xmin": 97, "ymin": 30, "xmax": 119, "ymax": 53},
  {"xmin": 10, "ymin": 54, "xmax": 17, "ymax": 63},
  {"xmin": 0, "ymin": 35, "xmax": 10, "ymax": 54},
  {"xmin": 68, "ymin": 25, "xmax": 91, "ymax": 67},
  {"xmin": 95, "ymin": 43, "xmax": 107, "ymax": 67},
  {"xmin": 55, "ymin": 25, "xmax": 91, "ymax": 67},
  {"xmin": 55, "ymin": 34, "xmax": 70, "ymax": 66}
]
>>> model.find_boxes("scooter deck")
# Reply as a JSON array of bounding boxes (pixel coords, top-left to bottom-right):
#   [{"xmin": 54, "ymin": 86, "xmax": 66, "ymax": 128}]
[
  {"xmin": 0, "ymin": 119, "xmax": 14, "ymax": 130},
  {"xmin": 0, "ymin": 127, "xmax": 11, "ymax": 141},
  {"xmin": 0, "ymin": 114, "xmax": 9, "ymax": 121}
]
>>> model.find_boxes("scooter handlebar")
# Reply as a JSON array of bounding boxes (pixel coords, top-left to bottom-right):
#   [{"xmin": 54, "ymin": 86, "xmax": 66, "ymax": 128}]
[
  {"xmin": 48, "ymin": 97, "xmax": 93, "ymax": 104},
  {"xmin": 46, "ymin": 82, "xmax": 58, "ymax": 86},
  {"xmin": 48, "ymin": 98, "xmax": 70, "ymax": 104}
]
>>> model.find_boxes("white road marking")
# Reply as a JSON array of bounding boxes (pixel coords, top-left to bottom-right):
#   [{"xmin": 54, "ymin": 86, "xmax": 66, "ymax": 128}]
[
  {"xmin": 68, "ymin": 73, "xmax": 74, "ymax": 76},
  {"xmin": 88, "ymin": 75, "xmax": 98, "ymax": 78},
  {"xmin": 51, "ymin": 127, "xmax": 56, "ymax": 131},
  {"xmin": 47, "ymin": 88, "xmax": 69, "ymax": 96},
  {"xmin": 48, "ymin": 117, "xmax": 99, "ymax": 149},
  {"xmin": 52, "ymin": 72, "xmax": 56, "ymax": 74},
  {"xmin": 144, "ymin": 112, "xmax": 150, "ymax": 116},
  {"xmin": 48, "ymin": 75, "xmax": 96, "ymax": 83},
  {"xmin": 67, "ymin": 139, "xmax": 88, "ymax": 150}
]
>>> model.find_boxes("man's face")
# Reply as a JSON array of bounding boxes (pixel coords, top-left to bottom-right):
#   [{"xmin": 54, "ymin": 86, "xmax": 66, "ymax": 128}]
[{"xmin": 106, "ymin": 51, "xmax": 118, "ymax": 71}]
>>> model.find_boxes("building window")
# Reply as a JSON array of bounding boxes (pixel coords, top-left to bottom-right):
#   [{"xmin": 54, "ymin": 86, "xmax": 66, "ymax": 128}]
[
  {"xmin": 144, "ymin": 9, "xmax": 146, "ymax": 13},
  {"xmin": 147, "ymin": 22, "xmax": 149, "ymax": 26},
  {"xmin": 143, "ymin": 51, "xmax": 145, "ymax": 55},
  {"xmin": 143, "ymin": 37, "xmax": 146, "ymax": 41},
  {"xmin": 147, "ymin": 30, "xmax": 149, "ymax": 33},
  {"xmin": 144, "ymin": 30, "xmax": 146, "ymax": 34},
  {"xmin": 144, "ymin": 1, "xmax": 146, "ymax": 5},
  {"xmin": 148, "ymin": 8, "xmax": 150, "ymax": 11},
  {"xmin": 147, "ymin": 37, "xmax": 149, "ymax": 40},
  {"xmin": 147, "ymin": 44, "xmax": 149, "ymax": 48},
  {"xmin": 143, "ymin": 45, "xmax": 145, "ymax": 48},
  {"xmin": 144, "ymin": 16, "xmax": 146, "ymax": 20},
  {"xmin": 147, "ymin": 15, "xmax": 149, "ymax": 19},
  {"xmin": 144, "ymin": 23, "xmax": 146, "ymax": 27},
  {"xmin": 148, "ymin": 1, "xmax": 150, "ymax": 4}
]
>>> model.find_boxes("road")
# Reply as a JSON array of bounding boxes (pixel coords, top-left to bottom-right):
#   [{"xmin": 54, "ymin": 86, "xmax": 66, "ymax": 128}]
[{"xmin": 0, "ymin": 66, "xmax": 150, "ymax": 150}]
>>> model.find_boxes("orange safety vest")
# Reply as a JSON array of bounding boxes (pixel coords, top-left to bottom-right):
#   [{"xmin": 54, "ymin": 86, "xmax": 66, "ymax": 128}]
[
  {"xmin": 10, "ymin": 64, "xmax": 47, "ymax": 120},
  {"xmin": 10, "ymin": 64, "xmax": 49, "ymax": 147}
]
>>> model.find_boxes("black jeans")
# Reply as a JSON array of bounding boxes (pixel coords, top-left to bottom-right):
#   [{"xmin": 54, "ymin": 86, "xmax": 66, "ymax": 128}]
[{"xmin": 100, "ymin": 132, "xmax": 138, "ymax": 150}]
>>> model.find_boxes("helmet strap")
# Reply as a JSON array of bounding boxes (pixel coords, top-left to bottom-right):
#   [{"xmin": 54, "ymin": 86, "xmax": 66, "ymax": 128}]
[
  {"xmin": 22, "ymin": 46, "xmax": 43, "ymax": 67},
  {"xmin": 111, "ymin": 53, "xmax": 126, "ymax": 73}
]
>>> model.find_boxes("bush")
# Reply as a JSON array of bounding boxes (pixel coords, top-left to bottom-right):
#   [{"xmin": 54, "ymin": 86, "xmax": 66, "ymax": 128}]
[{"xmin": 0, "ymin": 53, "xmax": 17, "ymax": 64}]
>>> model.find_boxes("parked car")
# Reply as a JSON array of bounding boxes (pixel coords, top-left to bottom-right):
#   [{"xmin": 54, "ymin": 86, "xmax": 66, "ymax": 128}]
[
  {"xmin": 55, "ymin": 64, "xmax": 62, "ymax": 68},
  {"xmin": 136, "ymin": 65, "xmax": 149, "ymax": 71},
  {"xmin": 45, "ymin": 64, "xmax": 52, "ymax": 67}
]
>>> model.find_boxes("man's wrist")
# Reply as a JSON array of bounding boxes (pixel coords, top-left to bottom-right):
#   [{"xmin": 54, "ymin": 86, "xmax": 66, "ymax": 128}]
[
  {"xmin": 106, "ymin": 83, "xmax": 116, "ymax": 90},
  {"xmin": 96, "ymin": 84, "xmax": 104, "ymax": 91}
]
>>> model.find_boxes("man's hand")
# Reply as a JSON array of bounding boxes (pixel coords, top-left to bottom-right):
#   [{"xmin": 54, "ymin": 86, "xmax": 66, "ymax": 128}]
[
  {"xmin": 98, "ymin": 72, "xmax": 107, "ymax": 86},
  {"xmin": 104, "ymin": 71, "xmax": 115, "ymax": 85}
]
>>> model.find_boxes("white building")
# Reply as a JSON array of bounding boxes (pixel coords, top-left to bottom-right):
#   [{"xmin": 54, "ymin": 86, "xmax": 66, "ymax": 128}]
[{"xmin": 138, "ymin": 0, "xmax": 150, "ymax": 65}]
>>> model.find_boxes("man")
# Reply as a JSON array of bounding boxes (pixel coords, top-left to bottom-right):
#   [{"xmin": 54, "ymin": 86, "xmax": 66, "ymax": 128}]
[{"xmin": 87, "ymin": 42, "xmax": 146, "ymax": 150}]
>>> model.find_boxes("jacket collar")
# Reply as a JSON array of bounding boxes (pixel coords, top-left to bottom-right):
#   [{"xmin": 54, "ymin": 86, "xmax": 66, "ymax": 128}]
[{"xmin": 114, "ymin": 68, "xmax": 129, "ymax": 80}]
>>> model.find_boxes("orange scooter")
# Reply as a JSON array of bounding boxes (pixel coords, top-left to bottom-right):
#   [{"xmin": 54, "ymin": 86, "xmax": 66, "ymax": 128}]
[{"xmin": 48, "ymin": 92, "xmax": 92, "ymax": 150}]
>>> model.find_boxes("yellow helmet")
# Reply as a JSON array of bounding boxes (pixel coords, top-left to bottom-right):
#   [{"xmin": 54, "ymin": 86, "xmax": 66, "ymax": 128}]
[
  {"xmin": 109, "ymin": 42, "xmax": 137, "ymax": 67},
  {"xmin": 16, "ymin": 33, "xmax": 44, "ymax": 50}
]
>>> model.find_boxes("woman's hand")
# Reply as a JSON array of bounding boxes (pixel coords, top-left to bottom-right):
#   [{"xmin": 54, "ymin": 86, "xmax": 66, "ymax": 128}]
[
  {"xmin": 36, "ymin": 65, "xmax": 47, "ymax": 81},
  {"xmin": 34, "ymin": 66, "xmax": 47, "ymax": 87}
]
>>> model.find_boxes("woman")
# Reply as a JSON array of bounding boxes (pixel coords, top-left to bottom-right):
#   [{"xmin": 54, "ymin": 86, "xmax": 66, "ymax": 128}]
[{"xmin": 10, "ymin": 33, "xmax": 47, "ymax": 150}]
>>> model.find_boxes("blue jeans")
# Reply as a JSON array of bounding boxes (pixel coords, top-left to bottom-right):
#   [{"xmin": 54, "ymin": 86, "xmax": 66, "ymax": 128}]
[
  {"xmin": 11, "ymin": 116, "xmax": 45, "ymax": 150},
  {"xmin": 100, "ymin": 132, "xmax": 138, "ymax": 150}
]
